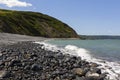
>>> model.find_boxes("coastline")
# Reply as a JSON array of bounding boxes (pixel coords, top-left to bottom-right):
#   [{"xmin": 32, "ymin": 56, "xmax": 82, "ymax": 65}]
[
  {"xmin": 0, "ymin": 33, "xmax": 79, "ymax": 46},
  {"xmin": 0, "ymin": 33, "xmax": 47, "ymax": 46},
  {"xmin": 0, "ymin": 41, "xmax": 106, "ymax": 80},
  {"xmin": 0, "ymin": 33, "xmax": 106, "ymax": 80},
  {"xmin": 44, "ymin": 39, "xmax": 120, "ymax": 80}
]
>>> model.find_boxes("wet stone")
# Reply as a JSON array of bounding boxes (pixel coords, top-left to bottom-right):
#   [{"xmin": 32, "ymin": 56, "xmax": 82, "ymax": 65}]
[
  {"xmin": 0, "ymin": 42, "xmax": 106, "ymax": 80},
  {"xmin": 91, "ymin": 68, "xmax": 101, "ymax": 74},
  {"xmin": 31, "ymin": 63, "xmax": 43, "ymax": 71},
  {"xmin": 90, "ymin": 62, "xmax": 99, "ymax": 67}
]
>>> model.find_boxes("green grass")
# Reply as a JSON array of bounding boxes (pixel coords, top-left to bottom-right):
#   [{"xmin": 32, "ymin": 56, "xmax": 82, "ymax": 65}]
[{"xmin": 0, "ymin": 9, "xmax": 78, "ymax": 38}]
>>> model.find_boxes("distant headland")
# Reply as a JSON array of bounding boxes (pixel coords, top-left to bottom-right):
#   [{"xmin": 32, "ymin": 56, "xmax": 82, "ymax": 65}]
[{"xmin": 0, "ymin": 9, "xmax": 78, "ymax": 38}]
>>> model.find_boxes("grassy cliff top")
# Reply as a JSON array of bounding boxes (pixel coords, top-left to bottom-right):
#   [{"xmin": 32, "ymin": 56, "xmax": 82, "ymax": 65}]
[{"xmin": 0, "ymin": 9, "xmax": 78, "ymax": 38}]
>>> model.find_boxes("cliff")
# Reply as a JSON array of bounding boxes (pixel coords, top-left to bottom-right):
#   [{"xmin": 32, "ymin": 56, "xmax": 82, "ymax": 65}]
[{"xmin": 0, "ymin": 9, "xmax": 78, "ymax": 38}]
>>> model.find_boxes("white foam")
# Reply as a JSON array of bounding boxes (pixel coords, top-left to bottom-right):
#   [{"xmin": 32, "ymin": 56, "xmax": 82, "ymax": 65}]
[
  {"xmin": 65, "ymin": 45, "xmax": 92, "ymax": 60},
  {"xmin": 35, "ymin": 42, "xmax": 60, "ymax": 51},
  {"xmin": 34, "ymin": 42, "xmax": 120, "ymax": 80}
]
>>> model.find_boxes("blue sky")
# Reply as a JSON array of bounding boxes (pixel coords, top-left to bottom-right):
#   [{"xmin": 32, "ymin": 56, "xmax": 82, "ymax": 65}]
[{"xmin": 0, "ymin": 0, "xmax": 120, "ymax": 35}]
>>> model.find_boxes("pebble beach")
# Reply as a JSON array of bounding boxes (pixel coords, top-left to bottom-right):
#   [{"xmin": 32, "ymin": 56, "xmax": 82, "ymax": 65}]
[{"xmin": 0, "ymin": 33, "xmax": 106, "ymax": 80}]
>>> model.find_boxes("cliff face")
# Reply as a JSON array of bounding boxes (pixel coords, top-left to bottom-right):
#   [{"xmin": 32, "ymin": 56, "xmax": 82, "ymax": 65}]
[{"xmin": 0, "ymin": 9, "xmax": 78, "ymax": 38}]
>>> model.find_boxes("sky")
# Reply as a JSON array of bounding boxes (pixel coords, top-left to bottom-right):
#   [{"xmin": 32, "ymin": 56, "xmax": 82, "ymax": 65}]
[{"xmin": 0, "ymin": 0, "xmax": 120, "ymax": 35}]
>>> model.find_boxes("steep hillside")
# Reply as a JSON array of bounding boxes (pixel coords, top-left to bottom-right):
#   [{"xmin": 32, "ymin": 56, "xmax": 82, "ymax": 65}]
[{"xmin": 0, "ymin": 9, "xmax": 78, "ymax": 38}]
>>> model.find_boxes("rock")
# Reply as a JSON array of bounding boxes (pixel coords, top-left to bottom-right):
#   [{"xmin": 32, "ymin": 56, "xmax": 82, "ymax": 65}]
[
  {"xmin": 90, "ymin": 63, "xmax": 99, "ymax": 67},
  {"xmin": 46, "ymin": 54, "xmax": 55, "ymax": 58},
  {"xmin": 30, "ymin": 54, "xmax": 38, "ymax": 59},
  {"xmin": 0, "ymin": 42, "xmax": 106, "ymax": 80},
  {"xmin": 0, "ymin": 70, "xmax": 11, "ymax": 78},
  {"xmin": 98, "ymin": 74, "xmax": 106, "ymax": 80},
  {"xmin": 31, "ymin": 63, "xmax": 42, "ymax": 71},
  {"xmin": 60, "ymin": 72, "xmax": 76, "ymax": 79},
  {"xmin": 75, "ymin": 76, "xmax": 86, "ymax": 80},
  {"xmin": 24, "ymin": 65, "xmax": 30, "ymax": 70},
  {"xmin": 54, "ymin": 76, "xmax": 60, "ymax": 80},
  {"xmin": 86, "ymin": 72, "xmax": 100, "ymax": 77},
  {"xmin": 91, "ymin": 68, "xmax": 101, "ymax": 74},
  {"xmin": 71, "ymin": 56, "xmax": 77, "ymax": 60},
  {"xmin": 85, "ymin": 77, "xmax": 97, "ymax": 80},
  {"xmin": 9, "ymin": 59, "xmax": 22, "ymax": 67},
  {"xmin": 63, "ymin": 57, "xmax": 70, "ymax": 62},
  {"xmin": 73, "ymin": 68, "xmax": 85, "ymax": 76},
  {"xmin": 68, "ymin": 74, "xmax": 76, "ymax": 79},
  {"xmin": 73, "ymin": 63, "xmax": 80, "ymax": 68},
  {"xmin": 83, "ymin": 68, "xmax": 90, "ymax": 74},
  {"xmin": 0, "ymin": 62, "xmax": 5, "ymax": 66},
  {"xmin": 52, "ymin": 70, "xmax": 63, "ymax": 76}
]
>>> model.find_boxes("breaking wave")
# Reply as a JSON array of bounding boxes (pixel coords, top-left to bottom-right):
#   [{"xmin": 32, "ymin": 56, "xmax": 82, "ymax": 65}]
[{"xmin": 35, "ymin": 42, "xmax": 120, "ymax": 80}]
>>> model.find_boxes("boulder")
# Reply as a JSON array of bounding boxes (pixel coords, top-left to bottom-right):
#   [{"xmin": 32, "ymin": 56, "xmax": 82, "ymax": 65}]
[{"xmin": 73, "ymin": 68, "xmax": 85, "ymax": 76}]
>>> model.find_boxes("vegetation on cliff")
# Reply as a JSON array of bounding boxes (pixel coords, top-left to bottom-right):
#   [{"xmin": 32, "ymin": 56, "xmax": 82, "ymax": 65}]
[{"xmin": 0, "ymin": 9, "xmax": 78, "ymax": 38}]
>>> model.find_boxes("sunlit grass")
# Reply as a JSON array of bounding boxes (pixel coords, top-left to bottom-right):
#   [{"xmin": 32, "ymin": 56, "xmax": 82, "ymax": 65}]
[{"xmin": 0, "ymin": 9, "xmax": 78, "ymax": 38}]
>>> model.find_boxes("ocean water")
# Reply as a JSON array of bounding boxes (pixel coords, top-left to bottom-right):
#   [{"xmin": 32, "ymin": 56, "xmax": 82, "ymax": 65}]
[
  {"xmin": 35, "ymin": 39, "xmax": 120, "ymax": 80},
  {"xmin": 48, "ymin": 39, "xmax": 120, "ymax": 62}
]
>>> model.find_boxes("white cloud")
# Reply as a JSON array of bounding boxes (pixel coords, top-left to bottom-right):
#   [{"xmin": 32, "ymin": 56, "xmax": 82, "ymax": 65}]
[{"xmin": 0, "ymin": 0, "xmax": 32, "ymax": 7}]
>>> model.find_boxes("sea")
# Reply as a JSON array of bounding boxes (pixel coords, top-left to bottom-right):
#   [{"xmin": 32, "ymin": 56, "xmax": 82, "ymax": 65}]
[{"xmin": 35, "ymin": 39, "xmax": 120, "ymax": 80}]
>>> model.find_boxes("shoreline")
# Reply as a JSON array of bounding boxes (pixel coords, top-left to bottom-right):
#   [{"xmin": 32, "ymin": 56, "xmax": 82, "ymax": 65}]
[
  {"xmin": 42, "ymin": 39, "xmax": 120, "ymax": 80},
  {"xmin": 0, "ymin": 33, "xmax": 48, "ymax": 46},
  {"xmin": 0, "ymin": 41, "xmax": 106, "ymax": 80},
  {"xmin": 0, "ymin": 33, "xmax": 79, "ymax": 46},
  {"xmin": 0, "ymin": 33, "xmax": 108, "ymax": 80}
]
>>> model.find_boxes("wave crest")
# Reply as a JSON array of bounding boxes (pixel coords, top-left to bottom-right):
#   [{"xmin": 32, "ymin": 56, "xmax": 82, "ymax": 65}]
[
  {"xmin": 65, "ymin": 45, "xmax": 92, "ymax": 60},
  {"xmin": 35, "ymin": 42, "xmax": 120, "ymax": 80}
]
